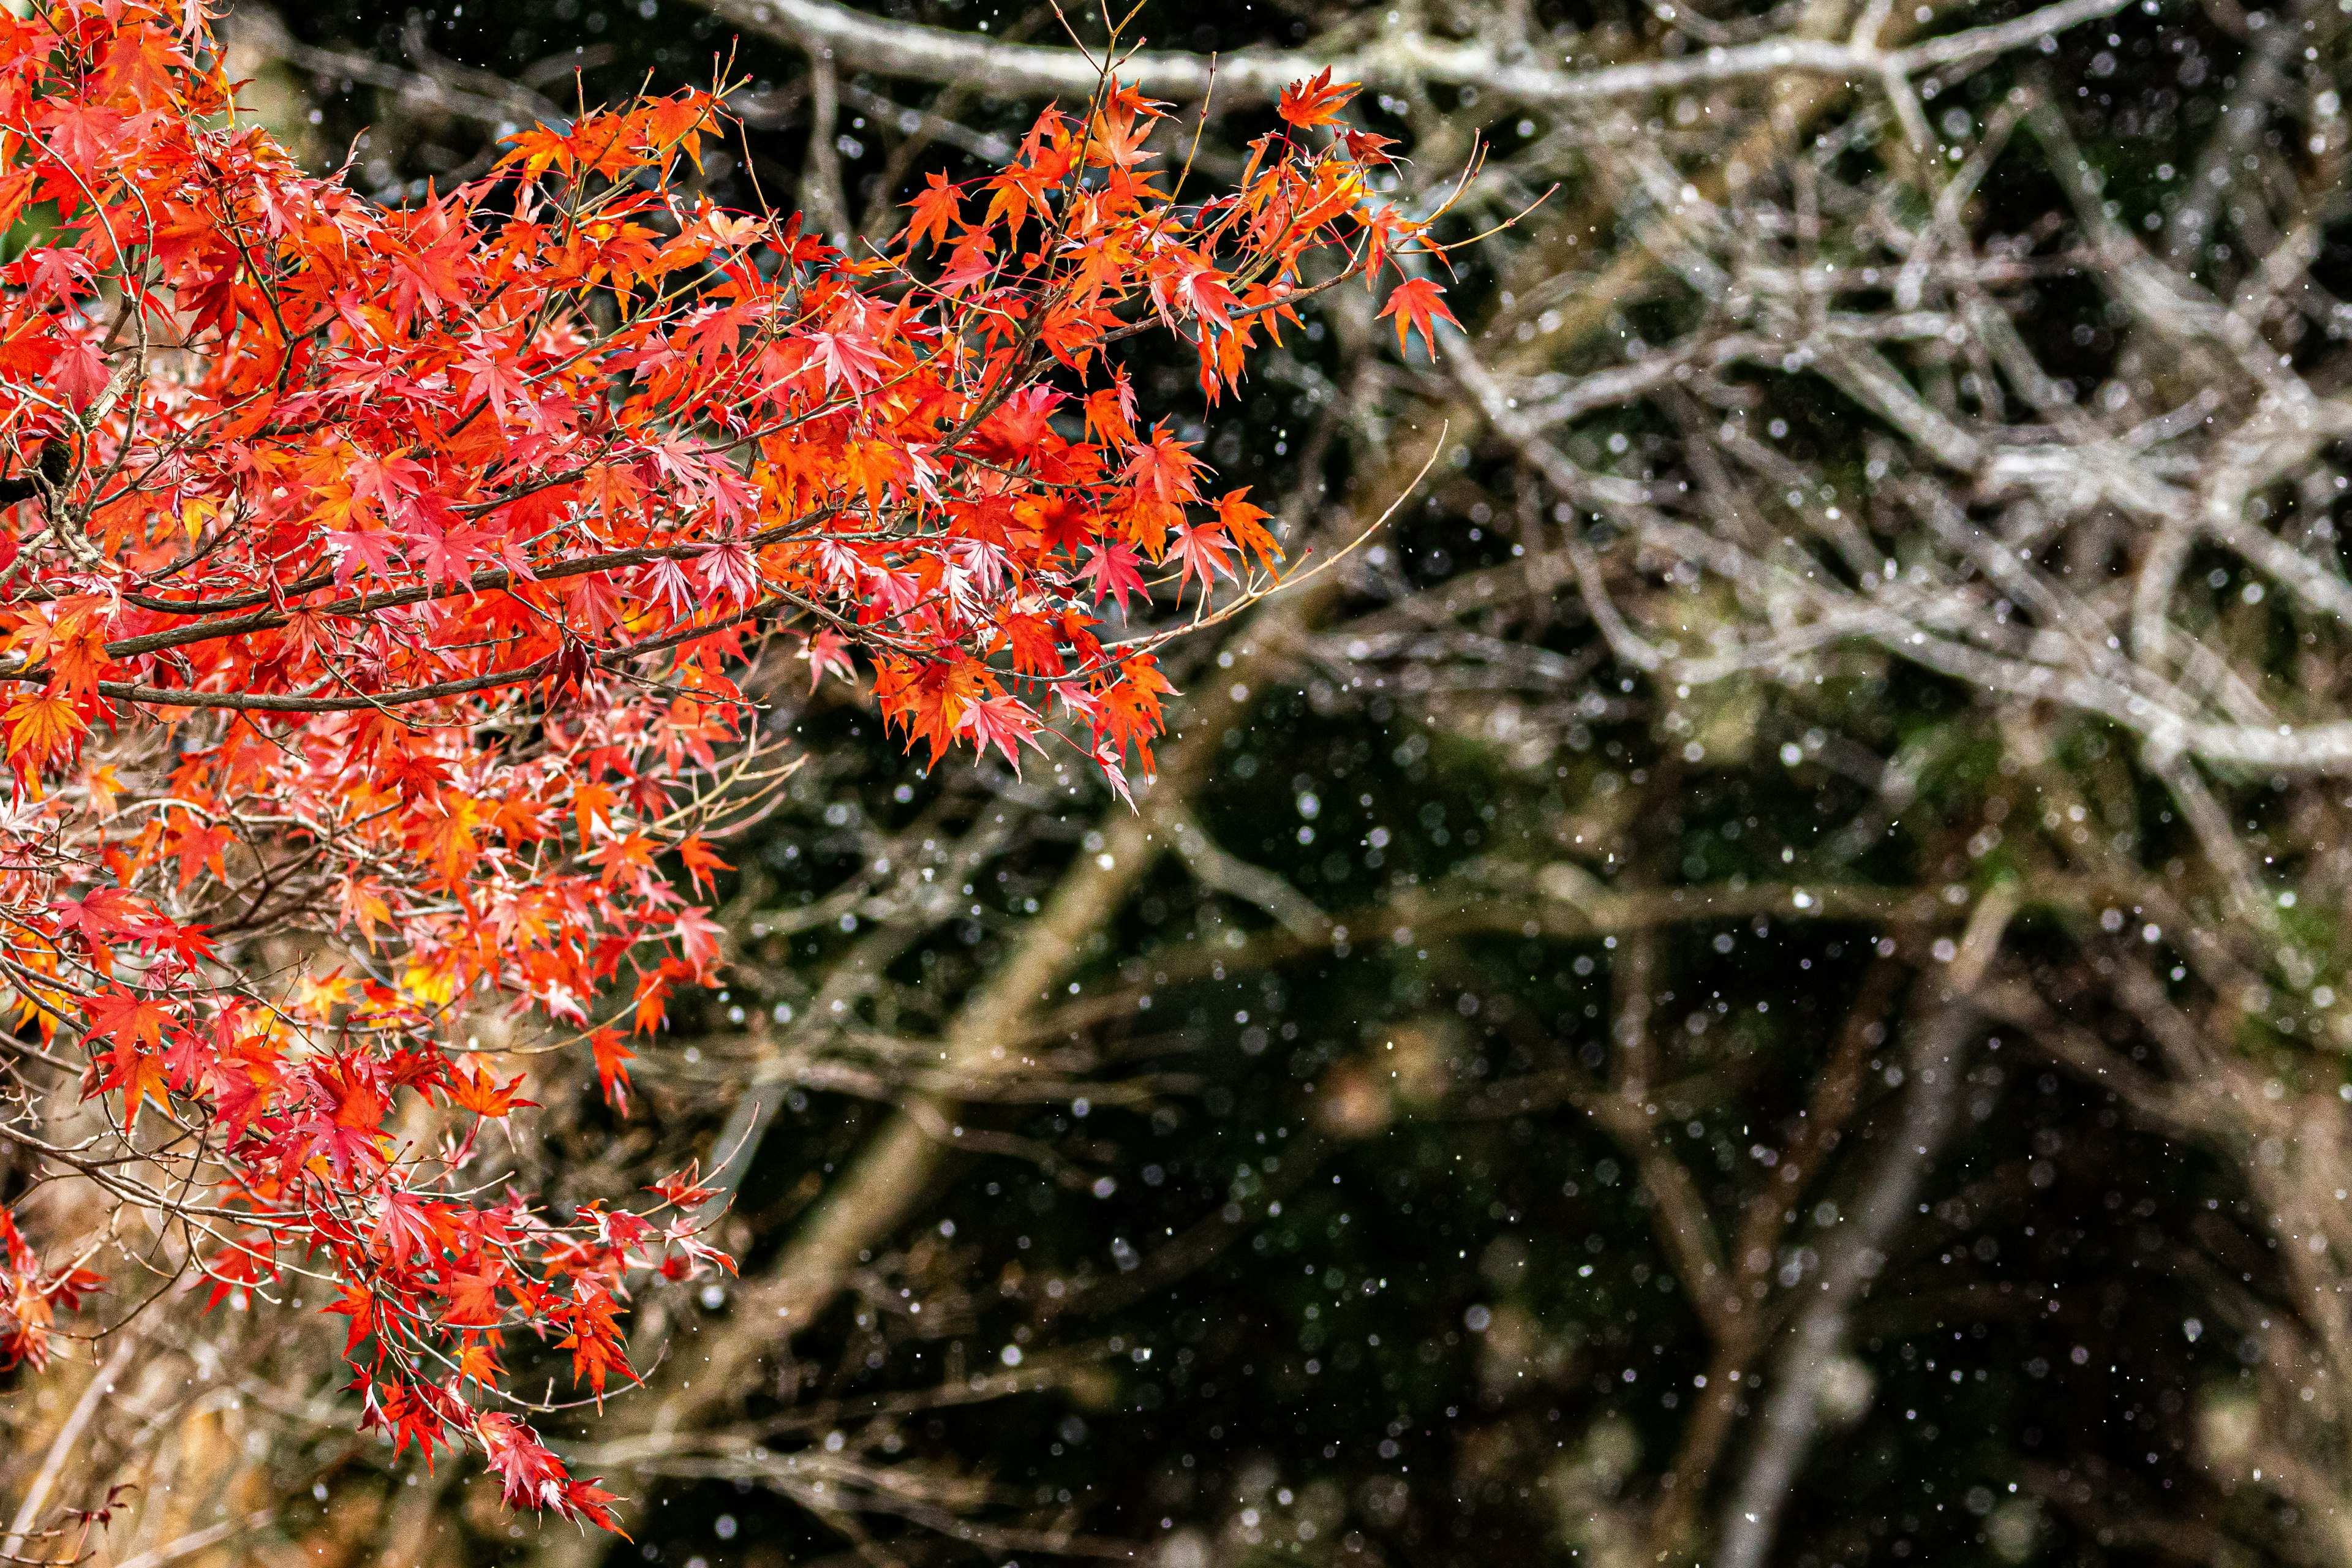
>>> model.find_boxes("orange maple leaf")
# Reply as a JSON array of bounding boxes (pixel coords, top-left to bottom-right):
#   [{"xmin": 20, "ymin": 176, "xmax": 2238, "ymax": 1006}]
[
  {"xmin": 556, "ymin": 1287, "xmax": 629, "ymax": 1402},
  {"xmin": 1276, "ymin": 68, "xmax": 1360, "ymax": 131},
  {"xmin": 571, "ymin": 782, "xmax": 615, "ymax": 842},
  {"xmin": 94, "ymin": 23, "xmax": 182, "ymax": 109},
  {"xmin": 455, "ymin": 1337, "xmax": 505, "ymax": 1384},
  {"xmin": 1378, "ymin": 275, "xmax": 1461, "ymax": 360},
  {"xmin": 904, "ymin": 170, "xmax": 961, "ymax": 253},
  {"xmin": 447, "ymin": 1061, "xmax": 535, "ymax": 1118},
  {"xmin": 589, "ymin": 831, "xmax": 657, "ymax": 887},
  {"xmin": 1216, "ymin": 488, "xmax": 1283, "ymax": 571},
  {"xmin": 676, "ymin": 835, "xmax": 732, "ymax": 894},
  {"xmin": 5, "ymin": 692, "xmax": 86, "ymax": 771},
  {"xmin": 1122, "ymin": 423, "xmax": 1205, "ymax": 504},
  {"xmin": 45, "ymin": 614, "xmax": 108, "ymax": 698}
]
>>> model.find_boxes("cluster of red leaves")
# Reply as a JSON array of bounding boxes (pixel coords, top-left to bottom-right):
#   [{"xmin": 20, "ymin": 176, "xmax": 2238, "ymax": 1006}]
[
  {"xmin": 0, "ymin": 0, "xmax": 1449, "ymax": 1528},
  {"xmin": 0, "ymin": 1205, "xmax": 100, "ymax": 1371}
]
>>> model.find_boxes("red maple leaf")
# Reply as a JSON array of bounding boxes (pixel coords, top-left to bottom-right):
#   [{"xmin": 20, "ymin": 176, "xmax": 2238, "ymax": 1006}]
[
  {"xmin": 589, "ymin": 1028, "xmax": 636, "ymax": 1116},
  {"xmin": 83, "ymin": 989, "xmax": 169, "ymax": 1055},
  {"xmin": 442, "ymin": 1267, "xmax": 508, "ymax": 1329},
  {"xmin": 373, "ymin": 1188, "xmax": 445, "ymax": 1266},
  {"xmin": 1216, "ymin": 488, "xmax": 1283, "ymax": 571},
  {"xmin": 647, "ymin": 1161, "xmax": 717, "ymax": 1210},
  {"xmin": 480, "ymin": 1414, "xmax": 570, "ymax": 1513},
  {"xmin": 306, "ymin": 1058, "xmax": 391, "ymax": 1180},
  {"xmin": 962, "ymin": 692, "xmax": 1042, "ymax": 772},
  {"xmin": 1122, "ymin": 423, "xmax": 1206, "ymax": 503}
]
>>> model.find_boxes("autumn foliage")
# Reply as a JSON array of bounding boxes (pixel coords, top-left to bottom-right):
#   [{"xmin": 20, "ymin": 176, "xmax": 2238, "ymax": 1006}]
[{"xmin": 0, "ymin": 0, "xmax": 1450, "ymax": 1528}]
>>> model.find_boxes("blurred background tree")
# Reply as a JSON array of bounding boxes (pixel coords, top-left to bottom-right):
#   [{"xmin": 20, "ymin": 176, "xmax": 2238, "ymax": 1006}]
[{"xmin": 7, "ymin": 0, "xmax": 2352, "ymax": 1566}]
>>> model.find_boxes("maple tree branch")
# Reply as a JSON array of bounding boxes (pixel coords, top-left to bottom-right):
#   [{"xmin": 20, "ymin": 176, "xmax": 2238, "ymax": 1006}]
[
  {"xmin": 226, "ymin": 7, "xmax": 566, "ymax": 127},
  {"xmin": 1161, "ymin": 808, "xmax": 1330, "ymax": 938},
  {"xmin": 0, "ymin": 442, "xmax": 68, "ymax": 511},
  {"xmin": 106, "ymin": 1510, "xmax": 278, "ymax": 1568},
  {"xmin": 65, "ymin": 596, "xmax": 802, "ymax": 715},
  {"xmin": 797, "ymin": 43, "xmax": 851, "ymax": 246},
  {"xmin": 693, "ymin": 0, "xmax": 2135, "ymax": 107},
  {"xmin": 1714, "ymin": 892, "xmax": 2014, "ymax": 1568},
  {"xmin": 1638, "ymin": 952, "xmax": 1912, "ymax": 1555},
  {"xmin": 0, "ymin": 1338, "xmax": 138, "ymax": 1562},
  {"xmin": 80, "ymin": 513, "xmax": 843, "ymax": 664}
]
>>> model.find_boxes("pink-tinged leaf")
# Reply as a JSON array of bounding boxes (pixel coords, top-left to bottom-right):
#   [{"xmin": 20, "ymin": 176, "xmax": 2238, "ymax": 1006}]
[
  {"xmin": 641, "ymin": 556, "xmax": 698, "ymax": 618},
  {"xmin": 961, "ymin": 693, "xmax": 1042, "ymax": 772},
  {"xmin": 802, "ymin": 327, "xmax": 884, "ymax": 394},
  {"xmin": 407, "ymin": 524, "xmax": 496, "ymax": 590},
  {"xmin": 326, "ymin": 529, "xmax": 404, "ymax": 586},
  {"xmin": 674, "ymin": 907, "xmax": 724, "ymax": 971},
  {"xmin": 50, "ymin": 337, "xmax": 108, "ymax": 406},
  {"xmin": 801, "ymin": 628, "xmax": 854, "ymax": 691},
  {"xmin": 373, "ymin": 1188, "xmax": 439, "ymax": 1266},
  {"xmin": 1168, "ymin": 520, "xmax": 1237, "ymax": 594},
  {"xmin": 1081, "ymin": 541, "xmax": 1148, "ymax": 614},
  {"xmin": 696, "ymin": 543, "xmax": 762, "ymax": 611}
]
